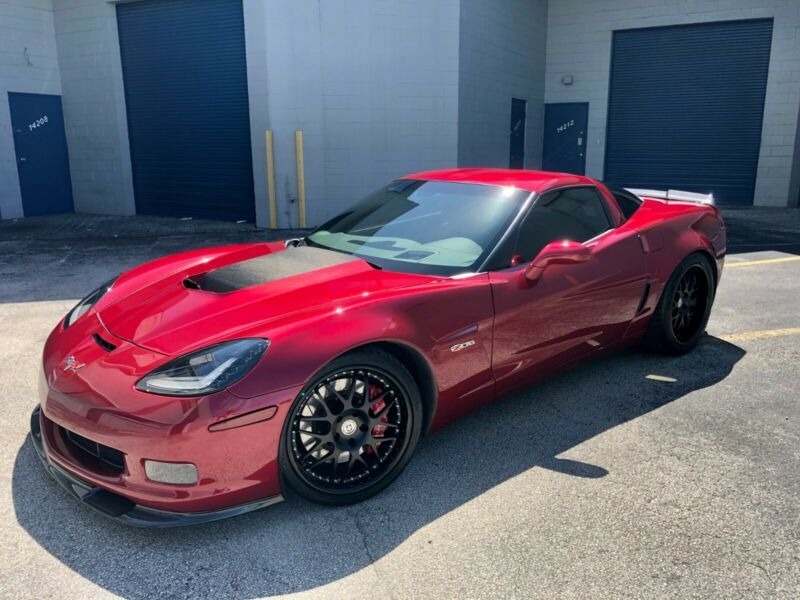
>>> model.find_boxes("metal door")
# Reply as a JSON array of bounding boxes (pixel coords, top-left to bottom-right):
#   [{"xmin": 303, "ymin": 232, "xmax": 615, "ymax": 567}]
[
  {"xmin": 604, "ymin": 19, "xmax": 773, "ymax": 205},
  {"xmin": 116, "ymin": 0, "xmax": 255, "ymax": 221},
  {"xmin": 489, "ymin": 224, "xmax": 645, "ymax": 396},
  {"xmin": 8, "ymin": 92, "xmax": 74, "ymax": 216},
  {"xmin": 542, "ymin": 102, "xmax": 588, "ymax": 175}
]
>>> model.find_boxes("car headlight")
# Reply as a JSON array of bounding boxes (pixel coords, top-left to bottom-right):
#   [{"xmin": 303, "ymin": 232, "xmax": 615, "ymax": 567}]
[
  {"xmin": 135, "ymin": 339, "xmax": 269, "ymax": 396},
  {"xmin": 63, "ymin": 277, "xmax": 117, "ymax": 329}
]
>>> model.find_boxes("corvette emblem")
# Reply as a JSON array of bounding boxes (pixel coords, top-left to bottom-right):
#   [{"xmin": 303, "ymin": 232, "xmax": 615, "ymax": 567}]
[
  {"xmin": 63, "ymin": 356, "xmax": 85, "ymax": 372},
  {"xmin": 450, "ymin": 339, "xmax": 476, "ymax": 353}
]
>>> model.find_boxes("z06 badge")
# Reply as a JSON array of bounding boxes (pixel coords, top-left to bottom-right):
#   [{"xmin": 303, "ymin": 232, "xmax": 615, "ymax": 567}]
[{"xmin": 450, "ymin": 340, "xmax": 476, "ymax": 353}]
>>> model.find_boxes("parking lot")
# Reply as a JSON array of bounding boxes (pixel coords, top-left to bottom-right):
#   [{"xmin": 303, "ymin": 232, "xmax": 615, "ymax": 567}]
[{"xmin": 0, "ymin": 209, "xmax": 798, "ymax": 599}]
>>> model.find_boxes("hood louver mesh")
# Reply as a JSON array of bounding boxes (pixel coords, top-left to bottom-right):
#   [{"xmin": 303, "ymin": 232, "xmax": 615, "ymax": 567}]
[{"xmin": 194, "ymin": 246, "xmax": 357, "ymax": 293}]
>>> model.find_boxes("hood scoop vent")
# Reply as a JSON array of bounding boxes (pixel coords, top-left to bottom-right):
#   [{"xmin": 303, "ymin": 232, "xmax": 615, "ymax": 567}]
[
  {"xmin": 92, "ymin": 333, "xmax": 118, "ymax": 352},
  {"xmin": 190, "ymin": 246, "xmax": 357, "ymax": 293}
]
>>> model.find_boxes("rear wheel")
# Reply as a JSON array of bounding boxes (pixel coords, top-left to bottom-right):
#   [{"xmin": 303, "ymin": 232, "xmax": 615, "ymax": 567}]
[
  {"xmin": 279, "ymin": 348, "xmax": 422, "ymax": 505},
  {"xmin": 645, "ymin": 253, "xmax": 715, "ymax": 354}
]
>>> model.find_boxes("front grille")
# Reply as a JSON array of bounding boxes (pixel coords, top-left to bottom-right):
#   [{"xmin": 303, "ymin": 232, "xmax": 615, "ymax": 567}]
[{"xmin": 63, "ymin": 428, "xmax": 126, "ymax": 472}]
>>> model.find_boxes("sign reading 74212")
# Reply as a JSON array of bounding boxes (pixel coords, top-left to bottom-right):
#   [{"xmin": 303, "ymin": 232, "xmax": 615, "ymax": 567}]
[{"xmin": 556, "ymin": 119, "xmax": 575, "ymax": 133}]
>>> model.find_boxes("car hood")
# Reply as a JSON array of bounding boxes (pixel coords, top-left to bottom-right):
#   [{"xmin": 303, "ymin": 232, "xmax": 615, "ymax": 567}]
[{"xmin": 99, "ymin": 244, "xmax": 435, "ymax": 356}]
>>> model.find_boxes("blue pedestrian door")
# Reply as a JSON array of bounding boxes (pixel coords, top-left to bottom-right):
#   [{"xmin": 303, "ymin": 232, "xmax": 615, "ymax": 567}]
[
  {"xmin": 8, "ymin": 92, "xmax": 74, "ymax": 216},
  {"xmin": 543, "ymin": 103, "xmax": 589, "ymax": 175}
]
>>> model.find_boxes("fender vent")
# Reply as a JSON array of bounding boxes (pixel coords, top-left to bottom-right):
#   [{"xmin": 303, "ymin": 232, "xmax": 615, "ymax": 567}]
[{"xmin": 636, "ymin": 283, "xmax": 651, "ymax": 315}]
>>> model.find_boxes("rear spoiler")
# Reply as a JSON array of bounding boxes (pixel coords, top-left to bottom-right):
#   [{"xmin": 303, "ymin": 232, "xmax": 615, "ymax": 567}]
[{"xmin": 625, "ymin": 188, "xmax": 715, "ymax": 206}]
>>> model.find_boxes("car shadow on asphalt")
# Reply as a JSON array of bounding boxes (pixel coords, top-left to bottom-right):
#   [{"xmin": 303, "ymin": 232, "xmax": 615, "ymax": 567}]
[{"xmin": 11, "ymin": 336, "xmax": 745, "ymax": 599}]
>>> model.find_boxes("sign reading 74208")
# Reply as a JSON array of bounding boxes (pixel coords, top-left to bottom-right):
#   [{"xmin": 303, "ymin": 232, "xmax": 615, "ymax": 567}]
[{"xmin": 28, "ymin": 115, "xmax": 48, "ymax": 131}]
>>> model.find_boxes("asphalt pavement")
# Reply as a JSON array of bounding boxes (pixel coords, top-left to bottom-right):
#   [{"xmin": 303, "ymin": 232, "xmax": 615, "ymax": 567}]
[{"xmin": 0, "ymin": 210, "xmax": 798, "ymax": 599}]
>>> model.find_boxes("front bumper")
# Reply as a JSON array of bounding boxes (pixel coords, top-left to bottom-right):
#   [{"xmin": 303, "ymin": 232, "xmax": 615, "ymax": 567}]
[{"xmin": 30, "ymin": 406, "xmax": 283, "ymax": 527}]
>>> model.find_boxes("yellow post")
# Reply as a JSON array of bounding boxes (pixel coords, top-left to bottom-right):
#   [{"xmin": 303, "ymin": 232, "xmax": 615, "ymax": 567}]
[
  {"xmin": 294, "ymin": 130, "xmax": 307, "ymax": 228},
  {"xmin": 265, "ymin": 130, "xmax": 277, "ymax": 229}
]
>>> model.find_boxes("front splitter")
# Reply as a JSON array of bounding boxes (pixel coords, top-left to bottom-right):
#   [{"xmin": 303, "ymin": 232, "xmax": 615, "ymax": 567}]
[{"xmin": 30, "ymin": 406, "xmax": 283, "ymax": 528}]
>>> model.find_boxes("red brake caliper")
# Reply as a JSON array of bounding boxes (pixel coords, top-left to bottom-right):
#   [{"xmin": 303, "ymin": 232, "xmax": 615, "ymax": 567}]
[{"xmin": 368, "ymin": 384, "xmax": 389, "ymax": 448}]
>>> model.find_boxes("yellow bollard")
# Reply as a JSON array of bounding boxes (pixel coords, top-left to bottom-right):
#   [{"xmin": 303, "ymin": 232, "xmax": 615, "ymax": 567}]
[
  {"xmin": 265, "ymin": 130, "xmax": 277, "ymax": 229},
  {"xmin": 294, "ymin": 130, "xmax": 307, "ymax": 228}
]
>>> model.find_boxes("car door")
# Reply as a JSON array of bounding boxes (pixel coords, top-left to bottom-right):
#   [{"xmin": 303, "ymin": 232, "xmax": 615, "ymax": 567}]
[{"xmin": 489, "ymin": 186, "xmax": 646, "ymax": 395}]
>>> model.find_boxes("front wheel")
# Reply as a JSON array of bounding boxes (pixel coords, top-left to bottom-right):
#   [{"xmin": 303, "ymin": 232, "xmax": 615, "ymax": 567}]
[
  {"xmin": 279, "ymin": 348, "xmax": 422, "ymax": 505},
  {"xmin": 645, "ymin": 253, "xmax": 716, "ymax": 355}
]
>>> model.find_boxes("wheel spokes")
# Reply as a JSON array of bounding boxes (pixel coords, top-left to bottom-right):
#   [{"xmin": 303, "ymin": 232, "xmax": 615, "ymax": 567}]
[
  {"xmin": 325, "ymin": 382, "xmax": 348, "ymax": 408},
  {"xmin": 346, "ymin": 373, "xmax": 360, "ymax": 406},
  {"xmin": 342, "ymin": 448, "xmax": 368, "ymax": 477},
  {"xmin": 669, "ymin": 266, "xmax": 709, "ymax": 342},
  {"xmin": 291, "ymin": 367, "xmax": 407, "ymax": 489}
]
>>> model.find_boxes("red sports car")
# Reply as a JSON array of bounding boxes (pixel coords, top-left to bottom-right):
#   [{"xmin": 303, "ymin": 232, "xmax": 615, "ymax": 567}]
[{"xmin": 31, "ymin": 168, "xmax": 725, "ymax": 526}]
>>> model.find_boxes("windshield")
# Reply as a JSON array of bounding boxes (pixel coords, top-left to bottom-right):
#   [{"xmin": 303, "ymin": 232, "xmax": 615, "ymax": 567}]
[{"xmin": 306, "ymin": 180, "xmax": 529, "ymax": 276}]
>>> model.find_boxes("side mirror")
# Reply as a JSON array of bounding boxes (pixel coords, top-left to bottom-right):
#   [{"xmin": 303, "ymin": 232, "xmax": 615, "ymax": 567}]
[{"xmin": 524, "ymin": 240, "xmax": 591, "ymax": 284}]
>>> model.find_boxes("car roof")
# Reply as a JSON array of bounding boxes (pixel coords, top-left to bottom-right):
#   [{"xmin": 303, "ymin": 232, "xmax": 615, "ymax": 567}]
[{"xmin": 402, "ymin": 168, "xmax": 596, "ymax": 194}]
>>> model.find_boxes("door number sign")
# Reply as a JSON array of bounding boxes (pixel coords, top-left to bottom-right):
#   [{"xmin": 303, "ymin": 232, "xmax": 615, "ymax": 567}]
[
  {"xmin": 556, "ymin": 119, "xmax": 574, "ymax": 133},
  {"xmin": 28, "ymin": 115, "xmax": 48, "ymax": 131}
]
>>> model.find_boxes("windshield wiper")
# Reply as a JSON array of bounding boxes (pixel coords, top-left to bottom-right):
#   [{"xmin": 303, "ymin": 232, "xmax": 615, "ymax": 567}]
[{"xmin": 285, "ymin": 237, "xmax": 307, "ymax": 248}]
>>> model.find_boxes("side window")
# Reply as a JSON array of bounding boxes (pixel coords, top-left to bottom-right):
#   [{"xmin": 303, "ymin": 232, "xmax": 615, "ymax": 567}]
[
  {"xmin": 514, "ymin": 187, "xmax": 611, "ymax": 261},
  {"xmin": 607, "ymin": 185, "xmax": 642, "ymax": 220}
]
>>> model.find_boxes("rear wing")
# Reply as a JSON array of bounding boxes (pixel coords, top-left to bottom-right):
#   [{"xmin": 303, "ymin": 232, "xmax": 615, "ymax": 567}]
[{"xmin": 625, "ymin": 188, "xmax": 715, "ymax": 206}]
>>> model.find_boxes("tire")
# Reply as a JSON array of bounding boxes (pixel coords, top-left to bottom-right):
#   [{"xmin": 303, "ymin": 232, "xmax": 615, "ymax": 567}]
[
  {"xmin": 279, "ymin": 347, "xmax": 423, "ymax": 505},
  {"xmin": 644, "ymin": 252, "xmax": 716, "ymax": 355}
]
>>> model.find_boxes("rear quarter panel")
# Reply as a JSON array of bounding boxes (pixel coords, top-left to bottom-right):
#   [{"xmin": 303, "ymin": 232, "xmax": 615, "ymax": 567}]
[{"xmin": 624, "ymin": 198, "xmax": 725, "ymax": 337}]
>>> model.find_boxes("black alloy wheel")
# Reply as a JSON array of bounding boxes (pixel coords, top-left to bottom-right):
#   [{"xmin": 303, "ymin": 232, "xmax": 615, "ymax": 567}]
[
  {"xmin": 281, "ymin": 348, "xmax": 422, "ymax": 505},
  {"xmin": 645, "ymin": 252, "xmax": 715, "ymax": 355},
  {"xmin": 670, "ymin": 265, "xmax": 708, "ymax": 343}
]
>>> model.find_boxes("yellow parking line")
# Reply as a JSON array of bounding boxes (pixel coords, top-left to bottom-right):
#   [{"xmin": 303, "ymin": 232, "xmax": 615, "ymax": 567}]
[
  {"xmin": 726, "ymin": 256, "xmax": 800, "ymax": 268},
  {"xmin": 720, "ymin": 327, "xmax": 800, "ymax": 342}
]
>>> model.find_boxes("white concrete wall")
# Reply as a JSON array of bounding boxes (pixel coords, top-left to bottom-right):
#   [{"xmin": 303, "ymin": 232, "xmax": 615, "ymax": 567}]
[
  {"xmin": 544, "ymin": 0, "xmax": 800, "ymax": 207},
  {"xmin": 245, "ymin": 0, "xmax": 461, "ymax": 228},
  {"xmin": 457, "ymin": 0, "xmax": 548, "ymax": 170},
  {"xmin": 51, "ymin": 0, "xmax": 134, "ymax": 215},
  {"xmin": 0, "ymin": 0, "xmax": 62, "ymax": 219},
  {"xmin": 5, "ymin": 0, "xmax": 799, "ymax": 221}
]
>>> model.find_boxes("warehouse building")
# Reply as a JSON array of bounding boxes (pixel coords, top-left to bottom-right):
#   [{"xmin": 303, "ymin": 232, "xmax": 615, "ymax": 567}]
[{"xmin": 1, "ymin": 0, "xmax": 799, "ymax": 228}]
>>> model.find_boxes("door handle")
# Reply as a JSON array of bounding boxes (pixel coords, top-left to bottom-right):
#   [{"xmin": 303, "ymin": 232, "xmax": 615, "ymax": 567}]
[{"xmin": 19, "ymin": 157, "xmax": 27, "ymax": 162}]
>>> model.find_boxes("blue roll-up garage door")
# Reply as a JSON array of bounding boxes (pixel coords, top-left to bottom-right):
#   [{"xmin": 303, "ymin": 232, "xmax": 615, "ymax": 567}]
[
  {"xmin": 605, "ymin": 19, "xmax": 773, "ymax": 205},
  {"xmin": 117, "ymin": 0, "xmax": 255, "ymax": 221}
]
